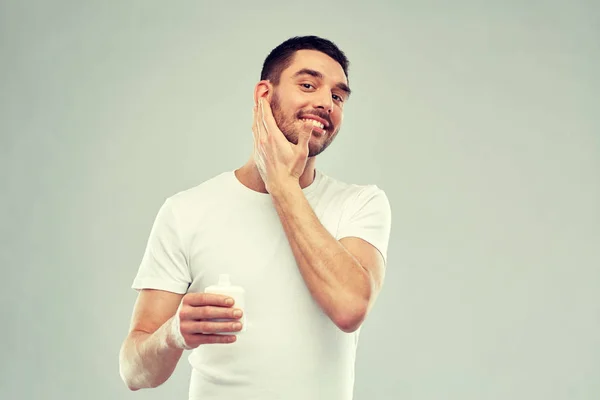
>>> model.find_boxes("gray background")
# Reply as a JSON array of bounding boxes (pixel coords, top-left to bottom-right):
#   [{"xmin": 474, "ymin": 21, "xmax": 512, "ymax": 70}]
[{"xmin": 1, "ymin": 1, "xmax": 599, "ymax": 399}]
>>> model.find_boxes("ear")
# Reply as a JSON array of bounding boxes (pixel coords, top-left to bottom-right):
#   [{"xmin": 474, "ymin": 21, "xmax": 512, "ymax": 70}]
[{"xmin": 253, "ymin": 80, "xmax": 273, "ymax": 107}]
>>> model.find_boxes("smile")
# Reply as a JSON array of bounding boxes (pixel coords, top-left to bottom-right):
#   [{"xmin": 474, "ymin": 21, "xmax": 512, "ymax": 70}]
[{"xmin": 300, "ymin": 118, "xmax": 326, "ymax": 130}]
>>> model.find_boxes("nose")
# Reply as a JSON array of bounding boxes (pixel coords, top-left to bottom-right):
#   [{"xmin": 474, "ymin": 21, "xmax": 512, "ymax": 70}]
[{"xmin": 312, "ymin": 90, "xmax": 333, "ymax": 114}]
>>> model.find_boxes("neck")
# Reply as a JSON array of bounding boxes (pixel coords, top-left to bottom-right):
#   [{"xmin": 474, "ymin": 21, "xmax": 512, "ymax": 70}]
[{"xmin": 235, "ymin": 156, "xmax": 317, "ymax": 194}]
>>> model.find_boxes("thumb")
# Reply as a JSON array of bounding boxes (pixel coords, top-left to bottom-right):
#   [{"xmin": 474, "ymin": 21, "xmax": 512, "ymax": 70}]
[
  {"xmin": 169, "ymin": 300, "xmax": 193, "ymax": 350},
  {"xmin": 298, "ymin": 126, "xmax": 313, "ymax": 153}
]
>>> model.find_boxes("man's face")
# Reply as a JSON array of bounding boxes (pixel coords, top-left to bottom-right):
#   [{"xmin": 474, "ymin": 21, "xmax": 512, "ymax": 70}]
[{"xmin": 268, "ymin": 50, "xmax": 350, "ymax": 158}]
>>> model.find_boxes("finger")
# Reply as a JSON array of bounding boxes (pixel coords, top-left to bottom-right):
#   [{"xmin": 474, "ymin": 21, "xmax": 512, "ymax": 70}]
[
  {"xmin": 253, "ymin": 104, "xmax": 269, "ymax": 168},
  {"xmin": 261, "ymin": 97, "xmax": 290, "ymax": 148},
  {"xmin": 254, "ymin": 152, "xmax": 267, "ymax": 177},
  {"xmin": 181, "ymin": 306, "xmax": 243, "ymax": 321},
  {"xmin": 251, "ymin": 103, "xmax": 257, "ymax": 135},
  {"xmin": 255, "ymin": 101, "xmax": 270, "ymax": 152},
  {"xmin": 183, "ymin": 293, "xmax": 234, "ymax": 307},
  {"xmin": 252, "ymin": 106, "xmax": 260, "ymax": 151},
  {"xmin": 182, "ymin": 320, "xmax": 243, "ymax": 334},
  {"xmin": 260, "ymin": 98, "xmax": 273, "ymax": 139},
  {"xmin": 253, "ymin": 115, "xmax": 267, "ymax": 174},
  {"xmin": 255, "ymin": 104, "xmax": 265, "ymax": 144},
  {"xmin": 298, "ymin": 125, "xmax": 313, "ymax": 152},
  {"xmin": 189, "ymin": 334, "xmax": 237, "ymax": 346}
]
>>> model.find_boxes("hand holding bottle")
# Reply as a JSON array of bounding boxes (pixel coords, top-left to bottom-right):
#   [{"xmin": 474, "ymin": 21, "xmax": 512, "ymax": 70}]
[{"xmin": 169, "ymin": 292, "xmax": 243, "ymax": 349}]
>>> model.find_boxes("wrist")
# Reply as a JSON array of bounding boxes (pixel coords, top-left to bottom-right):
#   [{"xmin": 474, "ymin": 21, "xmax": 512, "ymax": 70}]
[
  {"xmin": 165, "ymin": 302, "xmax": 191, "ymax": 350},
  {"xmin": 268, "ymin": 177, "xmax": 300, "ymax": 199},
  {"xmin": 163, "ymin": 318, "xmax": 177, "ymax": 349}
]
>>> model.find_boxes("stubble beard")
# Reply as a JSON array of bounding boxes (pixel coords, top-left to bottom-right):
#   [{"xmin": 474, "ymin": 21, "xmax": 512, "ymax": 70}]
[{"xmin": 270, "ymin": 91, "xmax": 338, "ymax": 158}]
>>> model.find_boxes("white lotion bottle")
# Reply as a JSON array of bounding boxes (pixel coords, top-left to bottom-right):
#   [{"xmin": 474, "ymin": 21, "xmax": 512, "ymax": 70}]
[{"xmin": 204, "ymin": 274, "xmax": 246, "ymax": 334}]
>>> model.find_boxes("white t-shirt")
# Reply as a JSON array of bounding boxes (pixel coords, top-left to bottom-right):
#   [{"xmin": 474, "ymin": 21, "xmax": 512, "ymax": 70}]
[{"xmin": 131, "ymin": 169, "xmax": 392, "ymax": 400}]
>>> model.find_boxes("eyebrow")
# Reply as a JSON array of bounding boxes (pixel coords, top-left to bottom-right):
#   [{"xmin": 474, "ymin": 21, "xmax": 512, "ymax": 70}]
[{"xmin": 292, "ymin": 68, "xmax": 352, "ymax": 98}]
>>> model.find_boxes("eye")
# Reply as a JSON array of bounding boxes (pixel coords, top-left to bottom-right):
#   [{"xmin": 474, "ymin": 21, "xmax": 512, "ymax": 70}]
[
  {"xmin": 301, "ymin": 83, "xmax": 315, "ymax": 90},
  {"xmin": 332, "ymin": 94, "xmax": 344, "ymax": 102}
]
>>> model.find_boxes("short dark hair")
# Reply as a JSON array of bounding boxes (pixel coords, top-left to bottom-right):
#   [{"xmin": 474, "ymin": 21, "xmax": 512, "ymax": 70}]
[{"xmin": 260, "ymin": 36, "xmax": 349, "ymax": 85}]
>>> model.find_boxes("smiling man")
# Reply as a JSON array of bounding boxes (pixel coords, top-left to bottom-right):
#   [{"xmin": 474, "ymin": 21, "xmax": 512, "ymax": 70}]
[{"xmin": 119, "ymin": 36, "xmax": 392, "ymax": 400}]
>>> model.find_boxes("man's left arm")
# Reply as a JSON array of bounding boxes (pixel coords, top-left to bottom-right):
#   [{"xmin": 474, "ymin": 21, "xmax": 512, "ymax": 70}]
[
  {"xmin": 270, "ymin": 182, "xmax": 388, "ymax": 333},
  {"xmin": 251, "ymin": 97, "xmax": 390, "ymax": 332}
]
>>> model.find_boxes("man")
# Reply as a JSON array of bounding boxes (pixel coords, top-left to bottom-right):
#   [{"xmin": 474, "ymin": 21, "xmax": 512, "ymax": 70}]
[{"xmin": 119, "ymin": 35, "xmax": 392, "ymax": 399}]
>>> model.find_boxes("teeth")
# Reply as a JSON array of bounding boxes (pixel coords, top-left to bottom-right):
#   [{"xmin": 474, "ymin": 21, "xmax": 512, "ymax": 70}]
[{"xmin": 301, "ymin": 118, "xmax": 325, "ymax": 129}]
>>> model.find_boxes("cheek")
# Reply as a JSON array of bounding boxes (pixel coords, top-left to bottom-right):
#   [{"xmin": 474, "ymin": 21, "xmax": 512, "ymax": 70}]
[{"xmin": 333, "ymin": 109, "xmax": 343, "ymax": 126}]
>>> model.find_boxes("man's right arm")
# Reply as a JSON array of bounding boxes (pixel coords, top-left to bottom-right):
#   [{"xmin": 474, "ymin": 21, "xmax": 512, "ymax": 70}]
[
  {"xmin": 118, "ymin": 289, "xmax": 185, "ymax": 391},
  {"xmin": 119, "ymin": 289, "xmax": 243, "ymax": 391}
]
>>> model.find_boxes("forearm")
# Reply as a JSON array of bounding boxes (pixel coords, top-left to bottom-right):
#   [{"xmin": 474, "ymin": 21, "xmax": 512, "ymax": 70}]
[
  {"xmin": 271, "ymin": 181, "xmax": 372, "ymax": 332},
  {"xmin": 119, "ymin": 316, "xmax": 183, "ymax": 390}
]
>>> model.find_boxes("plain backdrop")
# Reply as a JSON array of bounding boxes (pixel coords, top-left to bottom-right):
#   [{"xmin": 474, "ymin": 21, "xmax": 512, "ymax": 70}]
[{"xmin": 1, "ymin": 1, "xmax": 599, "ymax": 399}]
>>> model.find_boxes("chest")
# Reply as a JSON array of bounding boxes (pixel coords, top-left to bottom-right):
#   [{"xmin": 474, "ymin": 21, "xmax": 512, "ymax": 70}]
[{"xmin": 184, "ymin": 198, "xmax": 344, "ymax": 308}]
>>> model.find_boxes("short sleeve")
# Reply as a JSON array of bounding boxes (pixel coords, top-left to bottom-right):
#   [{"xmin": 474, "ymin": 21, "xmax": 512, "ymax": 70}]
[
  {"xmin": 131, "ymin": 198, "xmax": 191, "ymax": 294},
  {"xmin": 336, "ymin": 186, "xmax": 392, "ymax": 265}
]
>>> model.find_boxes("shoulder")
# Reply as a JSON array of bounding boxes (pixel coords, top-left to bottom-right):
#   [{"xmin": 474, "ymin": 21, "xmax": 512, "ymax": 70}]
[
  {"xmin": 148, "ymin": 171, "xmax": 236, "ymax": 228},
  {"xmin": 165, "ymin": 171, "xmax": 235, "ymax": 210},
  {"xmin": 319, "ymin": 170, "xmax": 389, "ymax": 206}
]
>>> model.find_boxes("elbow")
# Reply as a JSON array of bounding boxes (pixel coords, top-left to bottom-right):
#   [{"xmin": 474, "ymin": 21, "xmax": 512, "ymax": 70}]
[
  {"xmin": 119, "ymin": 362, "xmax": 162, "ymax": 391},
  {"xmin": 333, "ymin": 299, "xmax": 369, "ymax": 333},
  {"xmin": 119, "ymin": 368, "xmax": 154, "ymax": 392},
  {"xmin": 336, "ymin": 317, "xmax": 365, "ymax": 334},
  {"xmin": 119, "ymin": 346, "xmax": 137, "ymax": 391},
  {"xmin": 120, "ymin": 371, "xmax": 137, "ymax": 391},
  {"xmin": 119, "ymin": 346, "xmax": 155, "ymax": 391},
  {"xmin": 126, "ymin": 383, "xmax": 141, "ymax": 392},
  {"xmin": 333, "ymin": 275, "xmax": 374, "ymax": 333},
  {"xmin": 119, "ymin": 362, "xmax": 140, "ymax": 391}
]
